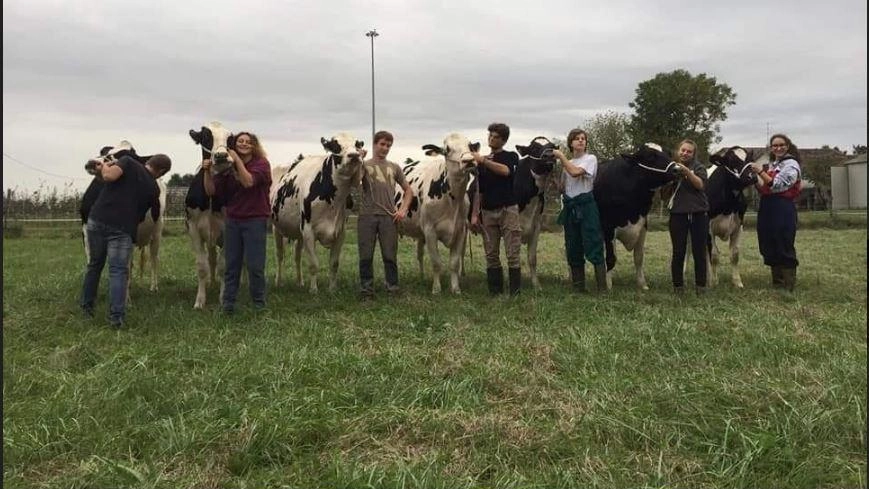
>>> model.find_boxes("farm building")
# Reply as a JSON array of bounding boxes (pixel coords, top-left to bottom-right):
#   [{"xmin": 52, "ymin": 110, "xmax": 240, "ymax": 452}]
[{"xmin": 832, "ymin": 153, "xmax": 867, "ymax": 209}]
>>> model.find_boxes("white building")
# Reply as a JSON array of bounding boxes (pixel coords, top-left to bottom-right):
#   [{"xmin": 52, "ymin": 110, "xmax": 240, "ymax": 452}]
[{"xmin": 832, "ymin": 154, "xmax": 867, "ymax": 209}]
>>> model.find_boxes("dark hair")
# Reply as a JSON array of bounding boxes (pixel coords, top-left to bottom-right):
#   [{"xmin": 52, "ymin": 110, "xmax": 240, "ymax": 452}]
[
  {"xmin": 236, "ymin": 131, "xmax": 268, "ymax": 159},
  {"xmin": 768, "ymin": 133, "xmax": 800, "ymax": 163},
  {"xmin": 146, "ymin": 154, "xmax": 172, "ymax": 176},
  {"xmin": 487, "ymin": 122, "xmax": 510, "ymax": 142},
  {"xmin": 567, "ymin": 128, "xmax": 589, "ymax": 146},
  {"xmin": 373, "ymin": 130, "xmax": 394, "ymax": 144}
]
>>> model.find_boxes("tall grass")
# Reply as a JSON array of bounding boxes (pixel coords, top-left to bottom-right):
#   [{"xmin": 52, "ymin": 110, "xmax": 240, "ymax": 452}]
[{"xmin": 3, "ymin": 228, "xmax": 866, "ymax": 488}]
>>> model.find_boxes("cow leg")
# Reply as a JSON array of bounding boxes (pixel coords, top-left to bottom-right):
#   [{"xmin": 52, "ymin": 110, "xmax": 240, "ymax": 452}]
[
  {"xmin": 605, "ymin": 239, "xmax": 615, "ymax": 290},
  {"xmin": 216, "ymin": 244, "xmax": 226, "ymax": 306},
  {"xmin": 193, "ymin": 245, "xmax": 211, "ymax": 310},
  {"xmin": 709, "ymin": 233, "xmax": 721, "ymax": 287},
  {"xmin": 149, "ymin": 222, "xmax": 162, "ymax": 292},
  {"xmin": 449, "ymin": 229, "xmax": 466, "ymax": 294},
  {"xmin": 82, "ymin": 224, "xmax": 91, "ymax": 265},
  {"xmin": 303, "ymin": 236, "xmax": 319, "ymax": 293},
  {"xmin": 527, "ymin": 227, "xmax": 541, "ymax": 290},
  {"xmin": 294, "ymin": 239, "xmax": 304, "ymax": 288},
  {"xmin": 633, "ymin": 228, "xmax": 649, "ymax": 290},
  {"xmin": 424, "ymin": 231, "xmax": 443, "ymax": 294},
  {"xmin": 328, "ymin": 231, "xmax": 345, "ymax": 292},
  {"xmin": 416, "ymin": 239, "xmax": 425, "ymax": 276},
  {"xmin": 730, "ymin": 224, "xmax": 744, "ymax": 288},
  {"xmin": 274, "ymin": 232, "xmax": 285, "ymax": 287}
]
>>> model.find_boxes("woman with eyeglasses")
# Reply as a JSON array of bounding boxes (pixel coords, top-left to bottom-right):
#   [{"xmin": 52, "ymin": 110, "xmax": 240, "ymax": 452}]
[
  {"xmin": 750, "ymin": 133, "xmax": 802, "ymax": 291},
  {"xmin": 553, "ymin": 128, "xmax": 607, "ymax": 292},
  {"xmin": 202, "ymin": 131, "xmax": 273, "ymax": 313}
]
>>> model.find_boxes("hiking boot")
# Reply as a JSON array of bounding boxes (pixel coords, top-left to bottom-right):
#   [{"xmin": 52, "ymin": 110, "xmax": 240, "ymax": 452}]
[
  {"xmin": 508, "ymin": 267, "xmax": 521, "ymax": 296},
  {"xmin": 570, "ymin": 266, "xmax": 586, "ymax": 292},
  {"xmin": 486, "ymin": 267, "xmax": 504, "ymax": 296},
  {"xmin": 594, "ymin": 264, "xmax": 608, "ymax": 292}
]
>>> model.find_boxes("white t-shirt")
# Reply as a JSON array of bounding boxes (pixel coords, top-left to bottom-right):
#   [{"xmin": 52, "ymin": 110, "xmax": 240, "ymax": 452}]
[{"xmin": 562, "ymin": 153, "xmax": 598, "ymax": 198}]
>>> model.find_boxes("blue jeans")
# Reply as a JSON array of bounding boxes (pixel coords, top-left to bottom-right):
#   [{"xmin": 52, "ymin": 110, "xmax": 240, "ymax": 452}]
[
  {"xmin": 223, "ymin": 217, "xmax": 268, "ymax": 311},
  {"xmin": 80, "ymin": 219, "xmax": 133, "ymax": 324}
]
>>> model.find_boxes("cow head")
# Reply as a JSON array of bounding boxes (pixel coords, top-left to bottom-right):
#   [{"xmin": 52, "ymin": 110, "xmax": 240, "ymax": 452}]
[
  {"xmin": 710, "ymin": 146, "xmax": 758, "ymax": 187},
  {"xmin": 321, "ymin": 132, "xmax": 364, "ymax": 180},
  {"xmin": 422, "ymin": 133, "xmax": 479, "ymax": 177},
  {"xmin": 189, "ymin": 121, "xmax": 234, "ymax": 175},
  {"xmin": 516, "ymin": 136, "xmax": 557, "ymax": 176},
  {"xmin": 623, "ymin": 143, "xmax": 679, "ymax": 181},
  {"xmin": 84, "ymin": 140, "xmax": 146, "ymax": 175}
]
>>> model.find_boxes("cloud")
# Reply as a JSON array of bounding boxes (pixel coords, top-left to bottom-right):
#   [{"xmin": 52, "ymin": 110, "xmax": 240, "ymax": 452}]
[{"xmin": 3, "ymin": 0, "xmax": 866, "ymax": 191}]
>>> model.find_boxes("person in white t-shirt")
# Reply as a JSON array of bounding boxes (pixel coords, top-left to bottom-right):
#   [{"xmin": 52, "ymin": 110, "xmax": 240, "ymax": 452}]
[{"xmin": 553, "ymin": 128, "xmax": 607, "ymax": 292}]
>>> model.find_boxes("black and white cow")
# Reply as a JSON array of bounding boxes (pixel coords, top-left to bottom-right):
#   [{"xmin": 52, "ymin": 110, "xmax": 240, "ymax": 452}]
[
  {"xmin": 270, "ymin": 133, "xmax": 364, "ymax": 293},
  {"xmin": 81, "ymin": 141, "xmax": 167, "ymax": 298},
  {"xmin": 702, "ymin": 146, "xmax": 758, "ymax": 289},
  {"xmin": 395, "ymin": 133, "xmax": 479, "ymax": 294},
  {"xmin": 185, "ymin": 121, "xmax": 235, "ymax": 309},
  {"xmin": 512, "ymin": 136, "xmax": 558, "ymax": 289},
  {"xmin": 593, "ymin": 143, "xmax": 679, "ymax": 290}
]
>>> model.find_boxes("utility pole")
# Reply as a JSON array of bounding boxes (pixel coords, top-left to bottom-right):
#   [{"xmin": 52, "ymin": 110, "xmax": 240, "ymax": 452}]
[{"xmin": 365, "ymin": 29, "xmax": 379, "ymax": 145}]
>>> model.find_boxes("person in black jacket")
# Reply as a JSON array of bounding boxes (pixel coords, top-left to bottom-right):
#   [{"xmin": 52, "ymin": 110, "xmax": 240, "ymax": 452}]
[
  {"xmin": 470, "ymin": 122, "xmax": 522, "ymax": 295},
  {"xmin": 667, "ymin": 139, "xmax": 709, "ymax": 295},
  {"xmin": 79, "ymin": 154, "xmax": 171, "ymax": 328}
]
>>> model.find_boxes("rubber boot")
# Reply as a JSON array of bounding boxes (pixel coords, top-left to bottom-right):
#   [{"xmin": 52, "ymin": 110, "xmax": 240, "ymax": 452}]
[
  {"xmin": 781, "ymin": 267, "xmax": 796, "ymax": 292},
  {"xmin": 771, "ymin": 266, "xmax": 785, "ymax": 288},
  {"xmin": 486, "ymin": 267, "xmax": 504, "ymax": 296},
  {"xmin": 695, "ymin": 286, "xmax": 707, "ymax": 296},
  {"xmin": 570, "ymin": 266, "xmax": 586, "ymax": 292},
  {"xmin": 594, "ymin": 263, "xmax": 608, "ymax": 292},
  {"xmin": 508, "ymin": 267, "xmax": 521, "ymax": 296}
]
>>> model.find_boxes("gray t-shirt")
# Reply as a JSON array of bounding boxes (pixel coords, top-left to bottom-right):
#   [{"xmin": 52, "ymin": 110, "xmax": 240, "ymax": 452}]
[
  {"xmin": 668, "ymin": 159, "xmax": 709, "ymax": 213},
  {"xmin": 360, "ymin": 158, "xmax": 408, "ymax": 216}
]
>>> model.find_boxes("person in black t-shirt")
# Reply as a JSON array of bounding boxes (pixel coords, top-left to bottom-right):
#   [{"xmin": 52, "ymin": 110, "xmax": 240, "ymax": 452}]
[
  {"xmin": 470, "ymin": 122, "xmax": 522, "ymax": 296},
  {"xmin": 80, "ymin": 154, "xmax": 171, "ymax": 328}
]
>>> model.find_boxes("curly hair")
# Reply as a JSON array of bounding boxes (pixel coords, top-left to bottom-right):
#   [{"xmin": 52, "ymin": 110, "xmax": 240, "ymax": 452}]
[{"xmin": 236, "ymin": 131, "xmax": 268, "ymax": 160}]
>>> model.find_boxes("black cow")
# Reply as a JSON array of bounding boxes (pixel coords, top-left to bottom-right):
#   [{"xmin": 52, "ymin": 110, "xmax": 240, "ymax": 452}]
[
  {"xmin": 702, "ymin": 146, "xmax": 758, "ymax": 288},
  {"xmin": 593, "ymin": 143, "xmax": 678, "ymax": 290},
  {"xmin": 186, "ymin": 121, "xmax": 234, "ymax": 309},
  {"xmin": 513, "ymin": 136, "xmax": 558, "ymax": 289},
  {"xmin": 80, "ymin": 141, "xmax": 166, "ymax": 299}
]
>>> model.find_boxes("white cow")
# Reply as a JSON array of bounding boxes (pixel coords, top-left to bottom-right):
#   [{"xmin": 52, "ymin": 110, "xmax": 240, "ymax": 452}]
[
  {"xmin": 395, "ymin": 133, "xmax": 479, "ymax": 294},
  {"xmin": 82, "ymin": 141, "xmax": 167, "ymax": 300},
  {"xmin": 270, "ymin": 133, "xmax": 364, "ymax": 293},
  {"xmin": 185, "ymin": 121, "xmax": 234, "ymax": 309}
]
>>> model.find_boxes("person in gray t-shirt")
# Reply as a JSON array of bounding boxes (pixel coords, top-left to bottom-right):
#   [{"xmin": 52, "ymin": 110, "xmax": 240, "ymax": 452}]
[
  {"xmin": 358, "ymin": 130, "xmax": 414, "ymax": 298},
  {"xmin": 667, "ymin": 139, "xmax": 709, "ymax": 295}
]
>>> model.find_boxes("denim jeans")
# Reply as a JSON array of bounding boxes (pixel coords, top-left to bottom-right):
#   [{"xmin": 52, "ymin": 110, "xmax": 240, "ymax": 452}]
[
  {"xmin": 80, "ymin": 219, "xmax": 133, "ymax": 324},
  {"xmin": 223, "ymin": 217, "xmax": 268, "ymax": 311}
]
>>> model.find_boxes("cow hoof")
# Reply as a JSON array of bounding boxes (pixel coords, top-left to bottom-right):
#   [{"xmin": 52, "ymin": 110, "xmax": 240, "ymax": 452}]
[
  {"xmin": 734, "ymin": 281, "xmax": 744, "ymax": 289},
  {"xmin": 193, "ymin": 303, "xmax": 204, "ymax": 310},
  {"xmin": 150, "ymin": 285, "xmax": 158, "ymax": 292}
]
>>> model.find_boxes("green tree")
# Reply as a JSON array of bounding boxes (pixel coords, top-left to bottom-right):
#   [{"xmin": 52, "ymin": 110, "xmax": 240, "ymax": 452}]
[
  {"xmin": 852, "ymin": 144, "xmax": 867, "ymax": 155},
  {"xmin": 166, "ymin": 173, "xmax": 195, "ymax": 187},
  {"xmin": 582, "ymin": 111, "xmax": 633, "ymax": 161},
  {"xmin": 628, "ymin": 69, "xmax": 736, "ymax": 159},
  {"xmin": 801, "ymin": 145, "xmax": 850, "ymax": 210}
]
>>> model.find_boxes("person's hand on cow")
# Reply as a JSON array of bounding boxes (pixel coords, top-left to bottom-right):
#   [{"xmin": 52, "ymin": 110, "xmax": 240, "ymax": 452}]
[
  {"xmin": 470, "ymin": 213, "xmax": 481, "ymax": 233},
  {"xmin": 392, "ymin": 208, "xmax": 407, "ymax": 223},
  {"xmin": 358, "ymin": 148, "xmax": 368, "ymax": 160},
  {"xmin": 472, "ymin": 152, "xmax": 489, "ymax": 166},
  {"xmin": 201, "ymin": 159, "xmax": 213, "ymax": 171}
]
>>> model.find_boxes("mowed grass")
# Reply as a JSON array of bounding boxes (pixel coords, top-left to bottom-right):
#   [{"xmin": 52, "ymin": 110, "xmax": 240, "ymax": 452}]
[{"xmin": 3, "ymin": 227, "xmax": 866, "ymax": 488}]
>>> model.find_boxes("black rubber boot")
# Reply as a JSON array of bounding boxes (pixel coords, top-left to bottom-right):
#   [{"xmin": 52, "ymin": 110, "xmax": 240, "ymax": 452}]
[
  {"xmin": 486, "ymin": 267, "xmax": 504, "ymax": 295},
  {"xmin": 570, "ymin": 266, "xmax": 586, "ymax": 292},
  {"xmin": 771, "ymin": 266, "xmax": 785, "ymax": 288},
  {"xmin": 781, "ymin": 267, "xmax": 797, "ymax": 292},
  {"xmin": 594, "ymin": 264, "xmax": 608, "ymax": 292},
  {"xmin": 508, "ymin": 267, "xmax": 521, "ymax": 296}
]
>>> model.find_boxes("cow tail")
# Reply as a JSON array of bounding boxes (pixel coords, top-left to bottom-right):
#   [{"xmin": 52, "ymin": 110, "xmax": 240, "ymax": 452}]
[{"xmin": 466, "ymin": 225, "xmax": 474, "ymax": 266}]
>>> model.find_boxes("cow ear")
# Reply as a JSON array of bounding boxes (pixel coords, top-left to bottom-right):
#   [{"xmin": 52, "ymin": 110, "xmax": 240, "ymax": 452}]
[
  {"xmin": 421, "ymin": 144, "xmax": 444, "ymax": 156},
  {"xmin": 322, "ymin": 138, "xmax": 341, "ymax": 154},
  {"xmin": 99, "ymin": 146, "xmax": 113, "ymax": 156},
  {"xmin": 189, "ymin": 129, "xmax": 202, "ymax": 145},
  {"xmin": 515, "ymin": 144, "xmax": 529, "ymax": 157},
  {"xmin": 355, "ymin": 140, "xmax": 364, "ymax": 149},
  {"xmin": 227, "ymin": 134, "xmax": 236, "ymax": 150},
  {"xmin": 469, "ymin": 142, "xmax": 481, "ymax": 153},
  {"xmin": 709, "ymin": 154, "xmax": 723, "ymax": 166}
]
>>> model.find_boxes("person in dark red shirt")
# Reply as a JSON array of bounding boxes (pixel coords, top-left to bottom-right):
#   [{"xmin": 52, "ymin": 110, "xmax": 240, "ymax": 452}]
[{"xmin": 202, "ymin": 131, "xmax": 272, "ymax": 313}]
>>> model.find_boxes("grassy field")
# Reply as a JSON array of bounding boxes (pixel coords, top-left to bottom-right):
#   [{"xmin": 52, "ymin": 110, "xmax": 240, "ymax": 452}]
[{"xmin": 3, "ymin": 227, "xmax": 866, "ymax": 488}]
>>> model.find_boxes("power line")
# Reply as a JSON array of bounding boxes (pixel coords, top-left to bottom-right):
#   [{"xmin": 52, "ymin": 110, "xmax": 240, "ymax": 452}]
[{"xmin": 2, "ymin": 152, "xmax": 91, "ymax": 181}]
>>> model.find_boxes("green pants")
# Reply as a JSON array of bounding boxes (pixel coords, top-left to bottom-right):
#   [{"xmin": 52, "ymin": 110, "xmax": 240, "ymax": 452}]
[{"xmin": 558, "ymin": 193, "xmax": 604, "ymax": 267}]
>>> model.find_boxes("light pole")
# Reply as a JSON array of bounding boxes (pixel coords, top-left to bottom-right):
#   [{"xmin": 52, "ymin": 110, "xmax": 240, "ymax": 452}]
[{"xmin": 365, "ymin": 29, "xmax": 379, "ymax": 145}]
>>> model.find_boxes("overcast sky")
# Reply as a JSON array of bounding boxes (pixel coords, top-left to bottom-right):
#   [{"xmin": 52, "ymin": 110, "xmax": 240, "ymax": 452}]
[{"xmin": 3, "ymin": 0, "xmax": 866, "ymax": 192}]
